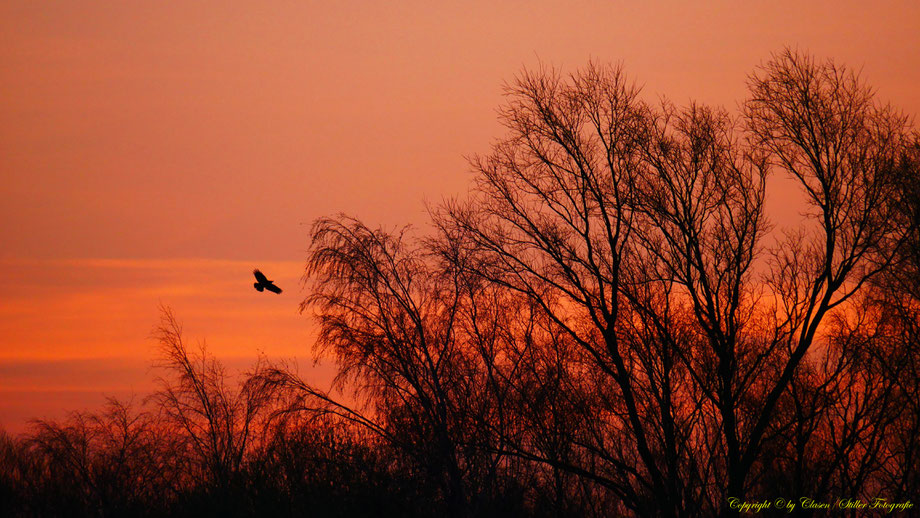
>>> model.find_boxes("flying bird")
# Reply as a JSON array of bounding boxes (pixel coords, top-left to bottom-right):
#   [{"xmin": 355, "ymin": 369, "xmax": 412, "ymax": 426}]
[{"xmin": 253, "ymin": 269, "xmax": 282, "ymax": 294}]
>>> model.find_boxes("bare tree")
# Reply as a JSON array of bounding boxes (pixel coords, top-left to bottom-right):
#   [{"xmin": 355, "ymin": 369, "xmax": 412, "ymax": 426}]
[
  {"xmin": 17, "ymin": 399, "xmax": 183, "ymax": 516},
  {"xmin": 150, "ymin": 306, "xmax": 282, "ymax": 496},
  {"xmin": 433, "ymin": 51, "xmax": 916, "ymax": 516},
  {"xmin": 737, "ymin": 49, "xmax": 914, "ymax": 503},
  {"xmin": 438, "ymin": 62, "xmax": 725, "ymax": 517},
  {"xmin": 296, "ymin": 216, "xmax": 495, "ymax": 515}
]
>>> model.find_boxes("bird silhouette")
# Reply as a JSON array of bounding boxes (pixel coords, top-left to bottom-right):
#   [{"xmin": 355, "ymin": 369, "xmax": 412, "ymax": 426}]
[{"xmin": 253, "ymin": 269, "xmax": 282, "ymax": 294}]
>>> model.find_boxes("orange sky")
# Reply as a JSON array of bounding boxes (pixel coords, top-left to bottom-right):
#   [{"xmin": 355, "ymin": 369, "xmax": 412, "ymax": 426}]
[{"xmin": 2, "ymin": 1, "xmax": 919, "ymax": 434}]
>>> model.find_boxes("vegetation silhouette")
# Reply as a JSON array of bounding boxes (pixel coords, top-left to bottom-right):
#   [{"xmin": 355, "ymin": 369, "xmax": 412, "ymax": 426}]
[{"xmin": 1, "ymin": 49, "xmax": 918, "ymax": 517}]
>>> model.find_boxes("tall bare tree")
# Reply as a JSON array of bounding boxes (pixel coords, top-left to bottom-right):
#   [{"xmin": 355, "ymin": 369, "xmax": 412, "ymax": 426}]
[
  {"xmin": 151, "ymin": 307, "xmax": 282, "ymax": 496},
  {"xmin": 298, "ymin": 216, "xmax": 504, "ymax": 515},
  {"xmin": 739, "ymin": 49, "xmax": 914, "ymax": 502},
  {"xmin": 434, "ymin": 51, "xmax": 915, "ymax": 516}
]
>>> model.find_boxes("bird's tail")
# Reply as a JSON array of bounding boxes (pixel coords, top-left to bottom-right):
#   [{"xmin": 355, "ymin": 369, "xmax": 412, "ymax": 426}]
[{"xmin": 254, "ymin": 283, "xmax": 264, "ymax": 292}]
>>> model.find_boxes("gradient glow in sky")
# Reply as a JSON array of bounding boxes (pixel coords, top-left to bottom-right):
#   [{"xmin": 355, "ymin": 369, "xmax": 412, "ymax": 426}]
[{"xmin": 2, "ymin": 1, "xmax": 919, "ymax": 433}]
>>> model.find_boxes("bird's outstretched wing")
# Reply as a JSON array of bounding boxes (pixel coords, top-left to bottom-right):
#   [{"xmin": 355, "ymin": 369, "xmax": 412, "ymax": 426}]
[
  {"xmin": 253, "ymin": 269, "xmax": 269, "ymax": 283},
  {"xmin": 264, "ymin": 283, "xmax": 282, "ymax": 294}
]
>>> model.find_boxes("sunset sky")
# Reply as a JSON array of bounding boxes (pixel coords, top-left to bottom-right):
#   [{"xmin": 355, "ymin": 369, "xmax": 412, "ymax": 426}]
[{"xmin": 2, "ymin": 1, "xmax": 919, "ymax": 434}]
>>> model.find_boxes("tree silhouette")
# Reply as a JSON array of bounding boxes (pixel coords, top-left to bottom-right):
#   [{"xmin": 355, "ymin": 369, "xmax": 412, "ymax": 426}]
[
  {"xmin": 150, "ymin": 306, "xmax": 284, "ymax": 502},
  {"xmin": 432, "ymin": 51, "xmax": 916, "ymax": 516}
]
